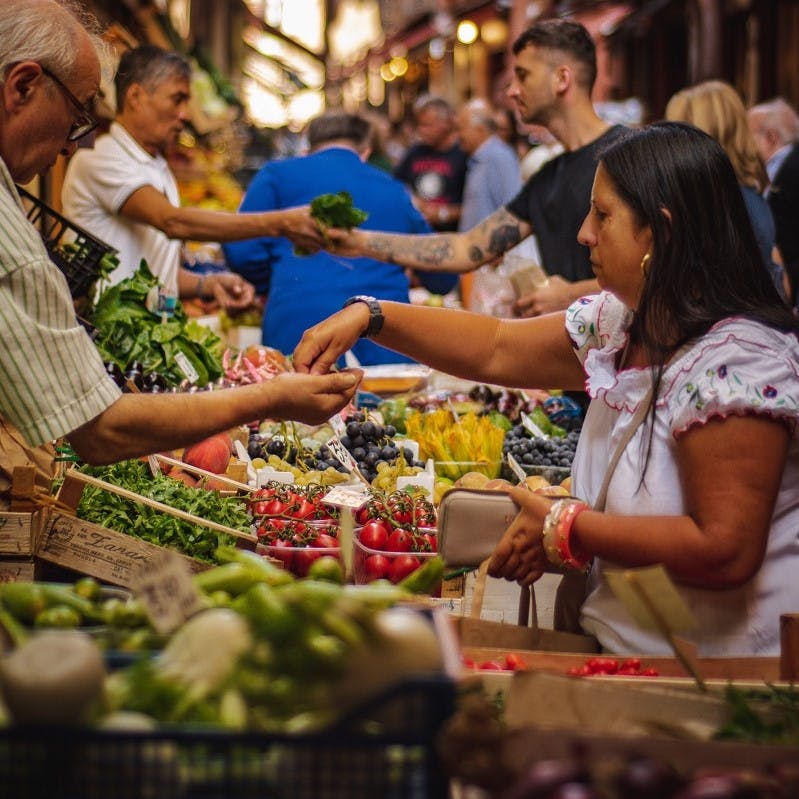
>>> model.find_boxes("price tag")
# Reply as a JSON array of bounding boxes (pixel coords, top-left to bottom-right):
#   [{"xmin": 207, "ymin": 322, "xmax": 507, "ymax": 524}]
[
  {"xmin": 131, "ymin": 549, "xmax": 204, "ymax": 635},
  {"xmin": 145, "ymin": 285, "xmax": 178, "ymax": 318},
  {"xmin": 325, "ymin": 436, "xmax": 358, "ymax": 473},
  {"xmin": 329, "ymin": 414, "xmax": 347, "ymax": 438},
  {"xmin": 521, "ymin": 412, "xmax": 547, "ymax": 439},
  {"xmin": 321, "ymin": 484, "xmax": 371, "ymax": 510},
  {"xmin": 174, "ymin": 351, "xmax": 200, "ymax": 385},
  {"xmin": 506, "ymin": 453, "xmax": 528, "ymax": 485}
]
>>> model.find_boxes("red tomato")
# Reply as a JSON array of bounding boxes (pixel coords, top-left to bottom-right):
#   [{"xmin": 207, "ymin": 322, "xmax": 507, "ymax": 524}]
[
  {"xmin": 269, "ymin": 539, "xmax": 294, "ymax": 569},
  {"xmin": 388, "ymin": 554, "xmax": 420, "ymax": 583},
  {"xmin": 638, "ymin": 667, "xmax": 660, "ymax": 677},
  {"xmin": 478, "ymin": 661, "xmax": 504, "ymax": 671},
  {"xmin": 312, "ymin": 533, "xmax": 339, "ymax": 549},
  {"xmin": 257, "ymin": 498, "xmax": 288, "ymax": 517},
  {"xmin": 386, "ymin": 529, "xmax": 413, "ymax": 553},
  {"xmin": 417, "ymin": 532, "xmax": 438, "ymax": 552},
  {"xmin": 251, "ymin": 486, "xmax": 277, "ymax": 501},
  {"xmin": 289, "ymin": 498, "xmax": 316, "ymax": 520},
  {"xmin": 414, "ymin": 504, "xmax": 437, "ymax": 527},
  {"xmin": 293, "ymin": 547, "xmax": 323, "ymax": 577},
  {"xmin": 566, "ymin": 665, "xmax": 593, "ymax": 677},
  {"xmin": 363, "ymin": 554, "xmax": 390, "ymax": 582},
  {"xmin": 585, "ymin": 657, "xmax": 618, "ymax": 675},
  {"xmin": 504, "ymin": 653, "xmax": 529, "ymax": 671},
  {"xmin": 359, "ymin": 520, "xmax": 390, "ymax": 550},
  {"xmin": 620, "ymin": 658, "xmax": 641, "ymax": 672},
  {"xmin": 461, "ymin": 656, "xmax": 477, "ymax": 670}
]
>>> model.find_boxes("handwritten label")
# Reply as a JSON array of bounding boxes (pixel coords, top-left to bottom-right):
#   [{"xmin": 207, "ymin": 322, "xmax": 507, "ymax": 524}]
[
  {"xmin": 506, "ymin": 453, "xmax": 528, "ymax": 485},
  {"xmin": 329, "ymin": 414, "xmax": 346, "ymax": 438},
  {"xmin": 521, "ymin": 412, "xmax": 547, "ymax": 439},
  {"xmin": 322, "ymin": 484, "xmax": 371, "ymax": 510},
  {"xmin": 325, "ymin": 436, "xmax": 359, "ymax": 473},
  {"xmin": 132, "ymin": 549, "xmax": 204, "ymax": 634},
  {"xmin": 174, "ymin": 351, "xmax": 200, "ymax": 384}
]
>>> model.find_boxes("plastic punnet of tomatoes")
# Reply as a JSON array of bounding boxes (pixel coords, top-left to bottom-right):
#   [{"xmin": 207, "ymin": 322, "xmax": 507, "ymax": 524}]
[
  {"xmin": 353, "ymin": 523, "xmax": 439, "ymax": 592},
  {"xmin": 256, "ymin": 519, "xmax": 341, "ymax": 578}
]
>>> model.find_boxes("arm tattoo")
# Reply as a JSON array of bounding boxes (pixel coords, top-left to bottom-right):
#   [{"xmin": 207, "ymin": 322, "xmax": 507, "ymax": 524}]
[
  {"xmin": 487, "ymin": 224, "xmax": 522, "ymax": 255},
  {"xmin": 468, "ymin": 245, "xmax": 484, "ymax": 263},
  {"xmin": 369, "ymin": 233, "xmax": 455, "ymax": 267}
]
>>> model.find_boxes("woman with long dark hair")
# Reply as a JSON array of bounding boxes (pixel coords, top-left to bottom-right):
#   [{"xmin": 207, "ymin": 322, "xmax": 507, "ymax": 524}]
[{"xmin": 295, "ymin": 123, "xmax": 799, "ymax": 655}]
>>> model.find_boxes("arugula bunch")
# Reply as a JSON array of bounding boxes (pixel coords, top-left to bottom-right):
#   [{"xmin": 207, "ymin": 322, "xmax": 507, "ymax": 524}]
[
  {"xmin": 90, "ymin": 261, "xmax": 223, "ymax": 386},
  {"xmin": 76, "ymin": 460, "xmax": 250, "ymax": 563},
  {"xmin": 295, "ymin": 191, "xmax": 369, "ymax": 256}
]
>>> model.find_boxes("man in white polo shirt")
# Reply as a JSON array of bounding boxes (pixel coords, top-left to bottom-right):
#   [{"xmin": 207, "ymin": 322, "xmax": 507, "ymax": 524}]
[{"xmin": 63, "ymin": 45, "xmax": 321, "ymax": 307}]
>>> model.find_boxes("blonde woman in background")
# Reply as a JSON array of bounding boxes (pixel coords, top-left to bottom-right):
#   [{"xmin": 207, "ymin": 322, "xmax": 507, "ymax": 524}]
[{"xmin": 666, "ymin": 80, "xmax": 789, "ymax": 300}]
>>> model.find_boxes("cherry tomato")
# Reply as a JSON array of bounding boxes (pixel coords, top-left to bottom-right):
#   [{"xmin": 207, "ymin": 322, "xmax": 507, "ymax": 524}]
[
  {"xmin": 388, "ymin": 554, "xmax": 420, "ymax": 583},
  {"xmin": 311, "ymin": 533, "xmax": 339, "ymax": 549},
  {"xmin": 504, "ymin": 653, "xmax": 529, "ymax": 671},
  {"xmin": 359, "ymin": 519, "xmax": 390, "ymax": 550},
  {"xmin": 417, "ymin": 531, "xmax": 438, "ymax": 552},
  {"xmin": 293, "ymin": 547, "xmax": 323, "ymax": 577},
  {"xmin": 257, "ymin": 498, "xmax": 288, "ymax": 517},
  {"xmin": 566, "ymin": 665, "xmax": 593, "ymax": 677},
  {"xmin": 478, "ymin": 661, "xmax": 504, "ymax": 671},
  {"xmin": 363, "ymin": 554, "xmax": 390, "ymax": 582},
  {"xmin": 269, "ymin": 538, "xmax": 294, "ymax": 570},
  {"xmin": 461, "ymin": 656, "xmax": 477, "ymax": 669},
  {"xmin": 414, "ymin": 504, "xmax": 437, "ymax": 527},
  {"xmin": 386, "ymin": 529, "xmax": 413, "ymax": 553},
  {"xmin": 585, "ymin": 657, "xmax": 619, "ymax": 675},
  {"xmin": 289, "ymin": 498, "xmax": 316, "ymax": 520},
  {"xmin": 620, "ymin": 658, "xmax": 641, "ymax": 672},
  {"xmin": 638, "ymin": 667, "xmax": 660, "ymax": 677}
]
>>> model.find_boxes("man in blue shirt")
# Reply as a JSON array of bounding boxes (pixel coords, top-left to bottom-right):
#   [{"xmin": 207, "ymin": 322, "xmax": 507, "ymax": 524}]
[{"xmin": 223, "ymin": 112, "xmax": 456, "ymax": 365}]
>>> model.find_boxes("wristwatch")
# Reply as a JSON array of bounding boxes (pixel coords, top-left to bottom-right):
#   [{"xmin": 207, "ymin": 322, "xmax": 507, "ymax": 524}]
[{"xmin": 343, "ymin": 295, "xmax": 384, "ymax": 338}]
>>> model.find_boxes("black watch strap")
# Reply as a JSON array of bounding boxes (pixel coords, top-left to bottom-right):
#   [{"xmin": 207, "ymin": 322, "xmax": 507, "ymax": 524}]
[{"xmin": 343, "ymin": 295, "xmax": 384, "ymax": 338}]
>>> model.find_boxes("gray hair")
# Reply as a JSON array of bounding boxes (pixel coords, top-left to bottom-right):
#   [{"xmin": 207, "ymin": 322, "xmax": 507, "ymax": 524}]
[
  {"xmin": 0, "ymin": 1, "xmax": 104, "ymax": 81},
  {"xmin": 413, "ymin": 94, "xmax": 455, "ymax": 120},
  {"xmin": 115, "ymin": 45, "xmax": 192, "ymax": 111},
  {"xmin": 306, "ymin": 111, "xmax": 370, "ymax": 151},
  {"xmin": 461, "ymin": 98, "xmax": 497, "ymax": 132},
  {"xmin": 749, "ymin": 97, "xmax": 799, "ymax": 146}
]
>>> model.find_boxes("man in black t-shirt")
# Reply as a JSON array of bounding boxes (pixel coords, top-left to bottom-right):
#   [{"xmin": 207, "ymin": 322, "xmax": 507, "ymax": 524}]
[
  {"xmin": 322, "ymin": 20, "xmax": 625, "ymax": 317},
  {"xmin": 394, "ymin": 95, "xmax": 468, "ymax": 232}
]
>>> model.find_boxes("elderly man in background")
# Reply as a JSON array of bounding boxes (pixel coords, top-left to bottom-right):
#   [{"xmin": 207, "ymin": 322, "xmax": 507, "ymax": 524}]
[
  {"xmin": 748, "ymin": 98, "xmax": 799, "ymax": 303},
  {"xmin": 62, "ymin": 44, "xmax": 325, "ymax": 308},
  {"xmin": 0, "ymin": 0, "xmax": 360, "ymax": 495}
]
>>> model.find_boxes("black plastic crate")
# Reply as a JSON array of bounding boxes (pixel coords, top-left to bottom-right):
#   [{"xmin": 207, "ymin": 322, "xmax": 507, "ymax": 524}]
[
  {"xmin": 18, "ymin": 185, "xmax": 118, "ymax": 299},
  {"xmin": 0, "ymin": 676, "xmax": 455, "ymax": 799}
]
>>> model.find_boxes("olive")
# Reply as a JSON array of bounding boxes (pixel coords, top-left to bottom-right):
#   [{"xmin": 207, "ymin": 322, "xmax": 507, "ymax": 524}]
[
  {"xmin": 617, "ymin": 756, "xmax": 684, "ymax": 799},
  {"xmin": 125, "ymin": 360, "xmax": 143, "ymax": 376},
  {"xmin": 142, "ymin": 372, "xmax": 167, "ymax": 391},
  {"xmin": 104, "ymin": 361, "xmax": 123, "ymax": 382},
  {"xmin": 511, "ymin": 759, "xmax": 590, "ymax": 799}
]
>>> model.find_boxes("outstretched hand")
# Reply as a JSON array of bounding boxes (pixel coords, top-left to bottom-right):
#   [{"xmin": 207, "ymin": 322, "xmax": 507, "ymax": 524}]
[
  {"xmin": 266, "ymin": 369, "xmax": 363, "ymax": 424},
  {"xmin": 278, "ymin": 206, "xmax": 327, "ymax": 253},
  {"xmin": 488, "ymin": 486, "xmax": 553, "ymax": 586},
  {"xmin": 293, "ymin": 304, "xmax": 371, "ymax": 375},
  {"xmin": 514, "ymin": 275, "xmax": 574, "ymax": 317}
]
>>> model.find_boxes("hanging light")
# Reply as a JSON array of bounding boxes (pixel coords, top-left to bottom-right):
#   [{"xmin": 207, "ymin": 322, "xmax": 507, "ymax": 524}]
[{"xmin": 456, "ymin": 20, "xmax": 479, "ymax": 45}]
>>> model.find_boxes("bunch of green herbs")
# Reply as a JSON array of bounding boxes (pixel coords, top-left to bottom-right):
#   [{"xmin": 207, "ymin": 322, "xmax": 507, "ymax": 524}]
[
  {"xmin": 714, "ymin": 683, "xmax": 799, "ymax": 745},
  {"xmin": 294, "ymin": 191, "xmax": 369, "ymax": 256},
  {"xmin": 90, "ymin": 261, "xmax": 223, "ymax": 387},
  {"xmin": 76, "ymin": 460, "xmax": 249, "ymax": 563}
]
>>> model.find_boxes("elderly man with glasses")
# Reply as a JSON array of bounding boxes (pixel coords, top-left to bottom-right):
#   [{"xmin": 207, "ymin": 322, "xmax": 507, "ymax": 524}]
[{"xmin": 0, "ymin": 0, "xmax": 361, "ymax": 501}]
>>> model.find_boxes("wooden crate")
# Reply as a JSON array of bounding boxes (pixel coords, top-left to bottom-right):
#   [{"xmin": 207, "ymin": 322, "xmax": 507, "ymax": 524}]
[
  {"xmin": 0, "ymin": 510, "xmax": 44, "ymax": 556},
  {"xmin": 35, "ymin": 511, "xmax": 208, "ymax": 589},
  {"xmin": 0, "ymin": 557, "xmax": 37, "ymax": 583}
]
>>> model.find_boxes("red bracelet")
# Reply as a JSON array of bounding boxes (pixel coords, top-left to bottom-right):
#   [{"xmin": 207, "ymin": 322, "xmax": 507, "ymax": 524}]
[{"xmin": 554, "ymin": 501, "xmax": 590, "ymax": 570}]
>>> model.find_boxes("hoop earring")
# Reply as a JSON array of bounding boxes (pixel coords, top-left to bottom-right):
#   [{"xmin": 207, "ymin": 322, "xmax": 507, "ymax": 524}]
[{"xmin": 640, "ymin": 253, "xmax": 652, "ymax": 276}]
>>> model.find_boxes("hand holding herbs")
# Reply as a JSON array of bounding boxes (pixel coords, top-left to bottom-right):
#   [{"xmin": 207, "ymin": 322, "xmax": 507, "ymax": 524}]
[{"xmin": 294, "ymin": 191, "xmax": 369, "ymax": 256}]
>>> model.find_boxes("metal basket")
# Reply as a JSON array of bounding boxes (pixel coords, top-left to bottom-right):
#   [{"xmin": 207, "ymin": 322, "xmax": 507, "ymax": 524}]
[
  {"xmin": 0, "ymin": 676, "xmax": 455, "ymax": 799},
  {"xmin": 18, "ymin": 186, "xmax": 118, "ymax": 299}
]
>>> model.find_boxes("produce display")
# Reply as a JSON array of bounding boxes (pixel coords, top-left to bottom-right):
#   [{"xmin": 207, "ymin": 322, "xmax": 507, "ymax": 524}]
[
  {"xmin": 92, "ymin": 263, "xmax": 223, "ymax": 389},
  {"xmin": 406, "ymin": 408, "xmax": 506, "ymax": 481},
  {"xmin": 75, "ymin": 460, "xmax": 248, "ymax": 563}
]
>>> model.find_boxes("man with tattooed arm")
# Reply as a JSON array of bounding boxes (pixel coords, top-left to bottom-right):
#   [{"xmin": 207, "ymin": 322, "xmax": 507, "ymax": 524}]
[{"xmin": 324, "ymin": 20, "xmax": 626, "ymax": 317}]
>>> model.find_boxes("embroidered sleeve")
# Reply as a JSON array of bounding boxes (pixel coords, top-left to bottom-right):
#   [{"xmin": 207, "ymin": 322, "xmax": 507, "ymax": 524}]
[
  {"xmin": 564, "ymin": 292, "xmax": 629, "ymax": 365},
  {"xmin": 666, "ymin": 326, "xmax": 799, "ymax": 437}
]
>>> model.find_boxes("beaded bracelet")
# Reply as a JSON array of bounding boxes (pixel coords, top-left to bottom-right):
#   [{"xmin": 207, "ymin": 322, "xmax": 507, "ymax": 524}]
[{"xmin": 541, "ymin": 498, "xmax": 590, "ymax": 571}]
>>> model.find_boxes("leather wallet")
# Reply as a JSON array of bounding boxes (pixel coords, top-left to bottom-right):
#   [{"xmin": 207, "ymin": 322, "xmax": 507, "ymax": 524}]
[{"xmin": 437, "ymin": 488, "xmax": 520, "ymax": 567}]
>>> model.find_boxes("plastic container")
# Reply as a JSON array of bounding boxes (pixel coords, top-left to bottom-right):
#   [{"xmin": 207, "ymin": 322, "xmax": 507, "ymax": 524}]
[
  {"xmin": 353, "ymin": 533, "xmax": 439, "ymax": 589},
  {"xmin": 0, "ymin": 676, "xmax": 455, "ymax": 799},
  {"xmin": 18, "ymin": 186, "xmax": 118, "ymax": 299}
]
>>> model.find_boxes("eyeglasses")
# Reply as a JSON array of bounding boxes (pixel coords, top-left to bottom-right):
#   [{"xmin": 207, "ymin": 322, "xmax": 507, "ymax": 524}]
[{"xmin": 40, "ymin": 65, "xmax": 98, "ymax": 142}]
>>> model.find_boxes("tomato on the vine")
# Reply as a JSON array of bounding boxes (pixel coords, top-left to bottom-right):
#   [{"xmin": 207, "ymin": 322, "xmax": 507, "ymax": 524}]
[
  {"xmin": 289, "ymin": 498, "xmax": 316, "ymax": 520},
  {"xmin": 386, "ymin": 529, "xmax": 413, "ymax": 553},
  {"xmin": 363, "ymin": 553, "xmax": 390, "ymax": 581},
  {"xmin": 359, "ymin": 519, "xmax": 390, "ymax": 550},
  {"xmin": 388, "ymin": 554, "xmax": 420, "ymax": 583}
]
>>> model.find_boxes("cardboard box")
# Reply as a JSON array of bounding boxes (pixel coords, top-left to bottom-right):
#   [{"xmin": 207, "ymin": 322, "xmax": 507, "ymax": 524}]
[
  {"xmin": 36, "ymin": 512, "xmax": 208, "ymax": 589},
  {"xmin": 0, "ymin": 510, "xmax": 44, "ymax": 556}
]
